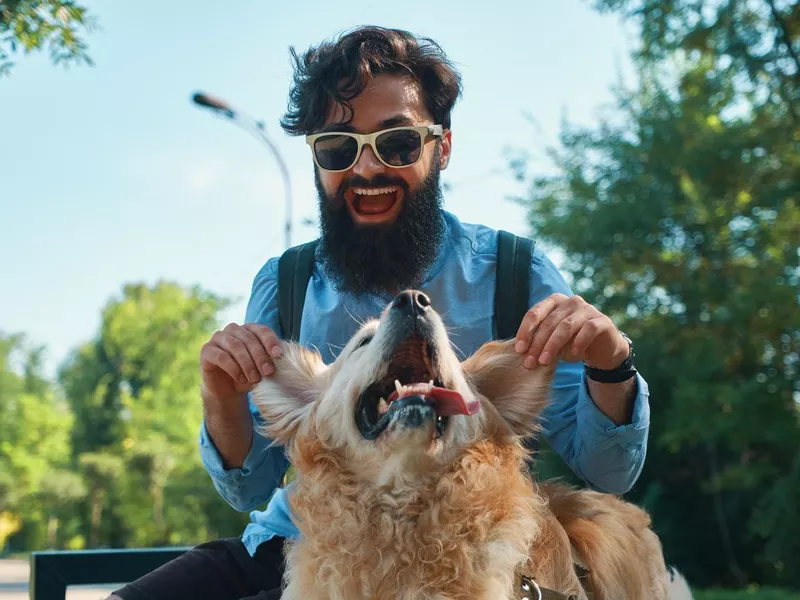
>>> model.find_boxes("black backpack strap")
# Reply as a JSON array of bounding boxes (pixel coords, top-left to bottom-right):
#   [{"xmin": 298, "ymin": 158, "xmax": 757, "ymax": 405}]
[
  {"xmin": 495, "ymin": 230, "xmax": 544, "ymax": 458},
  {"xmin": 277, "ymin": 240, "xmax": 319, "ymax": 342},
  {"xmin": 494, "ymin": 230, "xmax": 534, "ymax": 340}
]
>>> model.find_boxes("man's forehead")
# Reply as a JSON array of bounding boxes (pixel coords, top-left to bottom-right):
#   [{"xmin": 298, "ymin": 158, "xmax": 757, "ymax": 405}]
[{"xmin": 319, "ymin": 74, "xmax": 432, "ymax": 133}]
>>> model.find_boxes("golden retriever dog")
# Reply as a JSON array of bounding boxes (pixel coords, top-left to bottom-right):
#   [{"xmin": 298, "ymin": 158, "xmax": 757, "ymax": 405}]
[{"xmin": 252, "ymin": 290, "xmax": 692, "ymax": 600}]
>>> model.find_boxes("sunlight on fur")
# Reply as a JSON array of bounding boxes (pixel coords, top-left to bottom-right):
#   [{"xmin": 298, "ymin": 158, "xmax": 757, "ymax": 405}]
[{"xmin": 251, "ymin": 291, "xmax": 692, "ymax": 600}]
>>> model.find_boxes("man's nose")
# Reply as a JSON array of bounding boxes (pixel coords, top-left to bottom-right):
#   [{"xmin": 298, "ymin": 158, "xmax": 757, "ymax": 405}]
[
  {"xmin": 351, "ymin": 144, "xmax": 384, "ymax": 179},
  {"xmin": 391, "ymin": 290, "xmax": 431, "ymax": 317}
]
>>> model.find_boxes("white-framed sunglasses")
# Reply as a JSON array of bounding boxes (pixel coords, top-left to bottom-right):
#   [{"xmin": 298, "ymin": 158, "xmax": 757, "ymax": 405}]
[{"xmin": 305, "ymin": 124, "xmax": 444, "ymax": 172}]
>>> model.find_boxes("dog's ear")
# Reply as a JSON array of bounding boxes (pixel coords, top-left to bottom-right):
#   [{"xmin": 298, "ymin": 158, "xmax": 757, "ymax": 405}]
[
  {"xmin": 251, "ymin": 342, "xmax": 328, "ymax": 446},
  {"xmin": 461, "ymin": 339, "xmax": 556, "ymax": 439}
]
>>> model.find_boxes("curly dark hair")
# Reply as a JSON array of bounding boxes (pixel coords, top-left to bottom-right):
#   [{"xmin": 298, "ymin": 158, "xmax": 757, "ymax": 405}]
[{"xmin": 280, "ymin": 26, "xmax": 463, "ymax": 136}]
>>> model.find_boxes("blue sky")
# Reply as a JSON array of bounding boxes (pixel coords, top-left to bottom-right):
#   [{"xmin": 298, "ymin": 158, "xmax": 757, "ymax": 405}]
[{"xmin": 0, "ymin": 0, "xmax": 635, "ymax": 377}]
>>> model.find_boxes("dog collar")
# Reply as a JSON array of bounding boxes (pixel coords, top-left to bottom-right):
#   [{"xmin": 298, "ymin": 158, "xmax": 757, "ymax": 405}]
[{"xmin": 516, "ymin": 567, "xmax": 593, "ymax": 600}]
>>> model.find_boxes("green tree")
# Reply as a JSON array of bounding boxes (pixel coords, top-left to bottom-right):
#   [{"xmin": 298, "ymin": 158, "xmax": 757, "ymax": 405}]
[
  {"xmin": 512, "ymin": 3, "xmax": 799, "ymax": 589},
  {"xmin": 59, "ymin": 281, "xmax": 250, "ymax": 548},
  {"xmin": 0, "ymin": 333, "xmax": 79, "ymax": 551},
  {"xmin": 60, "ymin": 339, "xmax": 127, "ymax": 456},
  {"xmin": 77, "ymin": 452, "xmax": 124, "ymax": 547},
  {"xmin": 34, "ymin": 469, "xmax": 86, "ymax": 548},
  {"xmin": 0, "ymin": 0, "xmax": 96, "ymax": 77},
  {"xmin": 2, "ymin": 282, "xmax": 258, "ymax": 552}
]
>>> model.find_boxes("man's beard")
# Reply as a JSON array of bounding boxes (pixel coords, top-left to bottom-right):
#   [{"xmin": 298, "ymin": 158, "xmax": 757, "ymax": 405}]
[{"xmin": 315, "ymin": 155, "xmax": 445, "ymax": 297}]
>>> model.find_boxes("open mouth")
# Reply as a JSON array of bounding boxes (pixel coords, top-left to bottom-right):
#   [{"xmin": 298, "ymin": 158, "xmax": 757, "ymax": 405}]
[
  {"xmin": 346, "ymin": 187, "xmax": 402, "ymax": 221},
  {"xmin": 355, "ymin": 334, "xmax": 476, "ymax": 441}
]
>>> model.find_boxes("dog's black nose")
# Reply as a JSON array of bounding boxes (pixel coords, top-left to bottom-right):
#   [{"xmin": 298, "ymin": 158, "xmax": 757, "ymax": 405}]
[{"xmin": 391, "ymin": 290, "xmax": 431, "ymax": 317}]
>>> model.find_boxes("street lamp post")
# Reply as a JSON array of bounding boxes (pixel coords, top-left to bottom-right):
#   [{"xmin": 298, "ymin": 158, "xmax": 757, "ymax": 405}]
[{"xmin": 191, "ymin": 91, "xmax": 293, "ymax": 249}]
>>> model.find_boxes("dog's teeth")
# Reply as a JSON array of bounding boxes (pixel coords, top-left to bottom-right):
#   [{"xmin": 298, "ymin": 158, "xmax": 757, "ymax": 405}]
[
  {"xmin": 378, "ymin": 397, "xmax": 389, "ymax": 415},
  {"xmin": 395, "ymin": 379, "xmax": 403, "ymax": 395},
  {"xmin": 428, "ymin": 379, "xmax": 434, "ymax": 391}
]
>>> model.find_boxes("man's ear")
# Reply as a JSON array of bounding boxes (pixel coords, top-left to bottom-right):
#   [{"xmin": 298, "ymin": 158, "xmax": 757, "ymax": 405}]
[
  {"xmin": 461, "ymin": 340, "xmax": 556, "ymax": 439},
  {"xmin": 439, "ymin": 130, "xmax": 452, "ymax": 170},
  {"xmin": 251, "ymin": 342, "xmax": 328, "ymax": 447}
]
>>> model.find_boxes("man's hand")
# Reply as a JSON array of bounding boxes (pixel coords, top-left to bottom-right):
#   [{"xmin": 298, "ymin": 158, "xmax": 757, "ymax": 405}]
[
  {"xmin": 514, "ymin": 293, "xmax": 629, "ymax": 370},
  {"xmin": 199, "ymin": 323, "xmax": 282, "ymax": 470},
  {"xmin": 200, "ymin": 323, "xmax": 282, "ymax": 401},
  {"xmin": 514, "ymin": 294, "xmax": 636, "ymax": 425}
]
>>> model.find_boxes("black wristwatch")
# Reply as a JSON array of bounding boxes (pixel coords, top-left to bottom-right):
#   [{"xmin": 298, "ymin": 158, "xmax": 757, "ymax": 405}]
[{"xmin": 584, "ymin": 331, "xmax": 637, "ymax": 383}]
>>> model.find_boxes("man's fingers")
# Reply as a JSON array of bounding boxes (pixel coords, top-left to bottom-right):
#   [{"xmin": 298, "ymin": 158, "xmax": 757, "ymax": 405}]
[
  {"xmin": 244, "ymin": 323, "xmax": 282, "ymax": 360},
  {"xmin": 228, "ymin": 327, "xmax": 273, "ymax": 380},
  {"xmin": 518, "ymin": 295, "xmax": 593, "ymax": 368},
  {"xmin": 537, "ymin": 307, "xmax": 597, "ymax": 365},
  {"xmin": 214, "ymin": 330, "xmax": 261, "ymax": 383},
  {"xmin": 201, "ymin": 344, "xmax": 247, "ymax": 386},
  {"xmin": 570, "ymin": 317, "xmax": 606, "ymax": 359},
  {"xmin": 526, "ymin": 306, "xmax": 579, "ymax": 367},
  {"xmin": 514, "ymin": 294, "xmax": 564, "ymax": 354}
]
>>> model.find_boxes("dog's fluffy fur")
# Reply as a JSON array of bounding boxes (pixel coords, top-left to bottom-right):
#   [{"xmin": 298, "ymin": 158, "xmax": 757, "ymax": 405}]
[{"xmin": 252, "ymin": 295, "xmax": 692, "ymax": 600}]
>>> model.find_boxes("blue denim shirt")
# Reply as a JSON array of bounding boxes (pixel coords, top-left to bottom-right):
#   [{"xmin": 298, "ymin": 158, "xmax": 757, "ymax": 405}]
[{"xmin": 199, "ymin": 210, "xmax": 651, "ymax": 556}]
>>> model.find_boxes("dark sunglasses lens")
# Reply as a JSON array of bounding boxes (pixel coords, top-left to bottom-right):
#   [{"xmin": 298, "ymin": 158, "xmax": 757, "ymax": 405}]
[
  {"xmin": 314, "ymin": 135, "xmax": 358, "ymax": 170},
  {"xmin": 376, "ymin": 129, "xmax": 422, "ymax": 166}
]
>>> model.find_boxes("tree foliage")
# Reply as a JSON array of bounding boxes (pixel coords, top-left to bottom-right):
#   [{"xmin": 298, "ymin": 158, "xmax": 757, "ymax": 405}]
[
  {"xmin": 0, "ymin": 333, "xmax": 78, "ymax": 550},
  {"xmin": 1, "ymin": 282, "xmax": 251, "ymax": 553},
  {"xmin": 591, "ymin": 0, "xmax": 800, "ymax": 122},
  {"xmin": 0, "ymin": 0, "xmax": 96, "ymax": 77}
]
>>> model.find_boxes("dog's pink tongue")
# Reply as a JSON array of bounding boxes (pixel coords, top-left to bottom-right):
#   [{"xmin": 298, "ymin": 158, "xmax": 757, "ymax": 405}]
[{"xmin": 428, "ymin": 386, "xmax": 480, "ymax": 416}]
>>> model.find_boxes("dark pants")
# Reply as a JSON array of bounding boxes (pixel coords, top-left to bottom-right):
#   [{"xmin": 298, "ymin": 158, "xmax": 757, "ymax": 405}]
[{"xmin": 112, "ymin": 536, "xmax": 286, "ymax": 600}]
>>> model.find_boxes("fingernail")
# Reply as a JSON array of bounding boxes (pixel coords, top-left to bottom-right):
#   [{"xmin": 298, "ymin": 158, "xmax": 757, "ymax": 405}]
[
  {"xmin": 524, "ymin": 356, "xmax": 536, "ymax": 369},
  {"xmin": 250, "ymin": 371, "xmax": 260, "ymax": 382},
  {"xmin": 270, "ymin": 346, "xmax": 282, "ymax": 358},
  {"xmin": 515, "ymin": 340, "xmax": 526, "ymax": 353},
  {"xmin": 261, "ymin": 363, "xmax": 274, "ymax": 376},
  {"xmin": 238, "ymin": 375, "xmax": 249, "ymax": 385},
  {"xmin": 539, "ymin": 352, "xmax": 550, "ymax": 365}
]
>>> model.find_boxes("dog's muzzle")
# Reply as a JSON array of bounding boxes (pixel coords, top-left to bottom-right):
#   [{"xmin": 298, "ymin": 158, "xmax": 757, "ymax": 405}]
[{"xmin": 354, "ymin": 290, "xmax": 479, "ymax": 441}]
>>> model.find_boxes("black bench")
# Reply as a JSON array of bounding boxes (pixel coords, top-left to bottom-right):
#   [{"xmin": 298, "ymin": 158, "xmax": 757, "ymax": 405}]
[{"xmin": 29, "ymin": 547, "xmax": 190, "ymax": 600}]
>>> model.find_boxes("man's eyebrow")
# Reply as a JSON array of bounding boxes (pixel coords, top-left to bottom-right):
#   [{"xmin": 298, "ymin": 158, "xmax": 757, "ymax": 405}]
[
  {"xmin": 316, "ymin": 115, "xmax": 418, "ymax": 134},
  {"xmin": 377, "ymin": 115, "xmax": 416, "ymax": 129}
]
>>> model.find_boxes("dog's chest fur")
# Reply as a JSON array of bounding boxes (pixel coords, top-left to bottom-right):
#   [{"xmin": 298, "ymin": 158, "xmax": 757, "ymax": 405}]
[{"xmin": 281, "ymin": 439, "xmax": 547, "ymax": 600}]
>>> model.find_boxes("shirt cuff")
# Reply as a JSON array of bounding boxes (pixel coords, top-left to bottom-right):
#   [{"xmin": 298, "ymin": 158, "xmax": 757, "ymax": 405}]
[
  {"xmin": 575, "ymin": 371, "xmax": 650, "ymax": 452},
  {"xmin": 198, "ymin": 417, "xmax": 275, "ymax": 482}
]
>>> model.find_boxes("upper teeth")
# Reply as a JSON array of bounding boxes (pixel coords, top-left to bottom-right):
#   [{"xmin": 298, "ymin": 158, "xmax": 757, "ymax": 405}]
[
  {"xmin": 353, "ymin": 187, "xmax": 398, "ymax": 196},
  {"xmin": 393, "ymin": 379, "xmax": 435, "ymax": 398},
  {"xmin": 377, "ymin": 380, "xmax": 437, "ymax": 417}
]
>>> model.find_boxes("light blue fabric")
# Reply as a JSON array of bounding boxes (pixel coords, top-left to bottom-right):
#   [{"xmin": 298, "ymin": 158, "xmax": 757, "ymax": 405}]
[{"xmin": 198, "ymin": 210, "xmax": 651, "ymax": 556}]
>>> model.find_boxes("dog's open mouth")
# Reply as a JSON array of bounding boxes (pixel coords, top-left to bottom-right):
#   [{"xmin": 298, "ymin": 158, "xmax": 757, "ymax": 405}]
[{"xmin": 355, "ymin": 334, "xmax": 477, "ymax": 441}]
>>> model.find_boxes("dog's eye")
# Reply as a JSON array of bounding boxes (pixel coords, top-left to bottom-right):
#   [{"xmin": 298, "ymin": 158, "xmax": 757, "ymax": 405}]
[{"xmin": 356, "ymin": 335, "xmax": 373, "ymax": 350}]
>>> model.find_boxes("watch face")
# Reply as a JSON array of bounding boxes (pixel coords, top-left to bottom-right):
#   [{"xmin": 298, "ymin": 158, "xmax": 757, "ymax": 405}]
[{"xmin": 620, "ymin": 332, "xmax": 634, "ymax": 364}]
